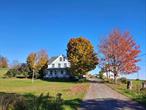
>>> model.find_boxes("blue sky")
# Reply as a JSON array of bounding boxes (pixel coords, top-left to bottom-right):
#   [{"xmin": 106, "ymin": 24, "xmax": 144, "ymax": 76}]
[{"xmin": 0, "ymin": 0, "xmax": 145, "ymax": 79}]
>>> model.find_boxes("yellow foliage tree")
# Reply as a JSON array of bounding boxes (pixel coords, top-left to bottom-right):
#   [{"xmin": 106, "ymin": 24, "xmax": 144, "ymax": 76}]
[
  {"xmin": 27, "ymin": 49, "xmax": 48, "ymax": 83},
  {"xmin": 67, "ymin": 37, "xmax": 98, "ymax": 77}
]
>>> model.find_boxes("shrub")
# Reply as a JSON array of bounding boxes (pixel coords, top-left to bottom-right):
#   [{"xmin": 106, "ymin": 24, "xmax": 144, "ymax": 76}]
[
  {"xmin": 28, "ymin": 93, "xmax": 63, "ymax": 110},
  {"xmin": 136, "ymin": 78, "xmax": 140, "ymax": 81},
  {"xmin": 5, "ymin": 63, "xmax": 30, "ymax": 78},
  {"xmin": 18, "ymin": 63, "xmax": 30, "ymax": 78},
  {"xmin": 78, "ymin": 78, "xmax": 87, "ymax": 82},
  {"xmin": 0, "ymin": 93, "xmax": 63, "ymax": 110},
  {"xmin": 0, "ymin": 94, "xmax": 27, "ymax": 110},
  {"xmin": 98, "ymin": 72, "xmax": 104, "ymax": 79},
  {"xmin": 118, "ymin": 77, "xmax": 128, "ymax": 84},
  {"xmin": 30, "ymin": 93, "xmax": 50, "ymax": 110},
  {"xmin": 5, "ymin": 69, "xmax": 18, "ymax": 77}
]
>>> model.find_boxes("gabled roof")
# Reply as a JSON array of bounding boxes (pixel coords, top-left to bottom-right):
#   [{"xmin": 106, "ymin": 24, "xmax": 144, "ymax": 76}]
[
  {"xmin": 48, "ymin": 56, "xmax": 58, "ymax": 65},
  {"xmin": 48, "ymin": 54, "xmax": 68, "ymax": 65}
]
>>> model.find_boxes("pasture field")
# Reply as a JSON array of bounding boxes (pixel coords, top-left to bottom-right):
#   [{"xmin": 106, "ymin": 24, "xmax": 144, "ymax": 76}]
[
  {"xmin": 106, "ymin": 80, "xmax": 146, "ymax": 106},
  {"xmin": 0, "ymin": 69, "xmax": 89, "ymax": 110},
  {"xmin": 0, "ymin": 79, "xmax": 89, "ymax": 99}
]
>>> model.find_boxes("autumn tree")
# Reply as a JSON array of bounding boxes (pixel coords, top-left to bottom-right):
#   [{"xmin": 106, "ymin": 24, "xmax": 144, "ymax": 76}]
[
  {"xmin": 98, "ymin": 58, "xmax": 110, "ymax": 79},
  {"xmin": 27, "ymin": 49, "xmax": 48, "ymax": 83},
  {"xmin": 0, "ymin": 55, "xmax": 8, "ymax": 68},
  {"xmin": 99, "ymin": 30, "xmax": 140, "ymax": 83},
  {"xmin": 67, "ymin": 37, "xmax": 98, "ymax": 77}
]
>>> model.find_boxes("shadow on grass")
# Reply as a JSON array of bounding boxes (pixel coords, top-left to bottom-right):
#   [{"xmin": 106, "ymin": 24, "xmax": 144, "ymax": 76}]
[
  {"xmin": 24, "ymin": 93, "xmax": 82, "ymax": 110},
  {"xmin": 1, "ymin": 92, "xmax": 146, "ymax": 110},
  {"xmin": 41, "ymin": 78, "xmax": 90, "ymax": 84},
  {"xmin": 133, "ymin": 95, "xmax": 146, "ymax": 107},
  {"xmin": 42, "ymin": 78, "xmax": 78, "ymax": 83},
  {"xmin": 63, "ymin": 98, "xmax": 81, "ymax": 110},
  {"xmin": 42, "ymin": 78, "xmax": 105, "ymax": 84},
  {"xmin": 0, "ymin": 92, "xmax": 82, "ymax": 110}
]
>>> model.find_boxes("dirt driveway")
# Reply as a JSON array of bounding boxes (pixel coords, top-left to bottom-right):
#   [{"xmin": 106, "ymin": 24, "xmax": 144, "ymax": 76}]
[{"xmin": 79, "ymin": 79, "xmax": 146, "ymax": 110}]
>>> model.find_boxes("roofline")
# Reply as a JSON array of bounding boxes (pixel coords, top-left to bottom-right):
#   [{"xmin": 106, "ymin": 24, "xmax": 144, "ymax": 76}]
[{"xmin": 49, "ymin": 54, "xmax": 67, "ymax": 65}]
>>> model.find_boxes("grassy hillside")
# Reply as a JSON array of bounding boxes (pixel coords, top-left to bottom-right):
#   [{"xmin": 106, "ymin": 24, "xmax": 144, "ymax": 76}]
[
  {"xmin": 106, "ymin": 80, "xmax": 146, "ymax": 106},
  {"xmin": 0, "ymin": 69, "xmax": 90, "ymax": 109},
  {"xmin": 0, "ymin": 79, "xmax": 89, "ymax": 99},
  {"xmin": 0, "ymin": 78, "xmax": 89, "ymax": 110}
]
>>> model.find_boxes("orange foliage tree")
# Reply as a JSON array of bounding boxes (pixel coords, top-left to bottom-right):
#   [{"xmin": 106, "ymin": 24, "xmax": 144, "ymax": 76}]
[
  {"xmin": 99, "ymin": 30, "xmax": 140, "ymax": 83},
  {"xmin": 0, "ymin": 55, "xmax": 8, "ymax": 68}
]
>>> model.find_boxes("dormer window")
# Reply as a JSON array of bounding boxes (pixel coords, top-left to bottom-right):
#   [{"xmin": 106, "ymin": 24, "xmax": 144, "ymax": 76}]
[{"xmin": 60, "ymin": 57, "xmax": 62, "ymax": 61}]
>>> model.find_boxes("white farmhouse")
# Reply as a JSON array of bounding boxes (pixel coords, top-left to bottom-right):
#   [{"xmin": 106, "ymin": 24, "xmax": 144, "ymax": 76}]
[
  {"xmin": 103, "ymin": 71, "xmax": 121, "ymax": 79},
  {"xmin": 103, "ymin": 71, "xmax": 114, "ymax": 79},
  {"xmin": 44, "ymin": 55, "xmax": 71, "ymax": 78}
]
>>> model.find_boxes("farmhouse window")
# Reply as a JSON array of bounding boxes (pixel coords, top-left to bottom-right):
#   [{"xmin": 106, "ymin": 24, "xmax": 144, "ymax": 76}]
[
  {"xmin": 58, "ymin": 63, "xmax": 61, "ymax": 68},
  {"xmin": 60, "ymin": 57, "xmax": 62, "ymax": 61},
  {"xmin": 64, "ymin": 63, "xmax": 67, "ymax": 67},
  {"xmin": 52, "ymin": 64, "xmax": 55, "ymax": 68}
]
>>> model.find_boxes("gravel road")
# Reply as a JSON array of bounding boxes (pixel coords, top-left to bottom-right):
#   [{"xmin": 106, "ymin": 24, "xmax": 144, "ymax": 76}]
[{"xmin": 79, "ymin": 79, "xmax": 146, "ymax": 110}]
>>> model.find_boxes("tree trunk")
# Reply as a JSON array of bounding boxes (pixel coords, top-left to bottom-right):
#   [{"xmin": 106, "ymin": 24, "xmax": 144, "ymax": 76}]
[
  {"xmin": 32, "ymin": 70, "xmax": 35, "ymax": 83},
  {"xmin": 106, "ymin": 72, "xmax": 108, "ymax": 79},
  {"xmin": 108, "ymin": 72, "xmax": 110, "ymax": 79}
]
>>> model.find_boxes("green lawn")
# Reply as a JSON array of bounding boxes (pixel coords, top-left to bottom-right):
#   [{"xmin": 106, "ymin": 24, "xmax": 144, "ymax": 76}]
[
  {"xmin": 0, "ymin": 79, "xmax": 89, "ymax": 110},
  {"xmin": 0, "ymin": 79, "xmax": 89, "ymax": 99},
  {"xmin": 106, "ymin": 80, "xmax": 146, "ymax": 106},
  {"xmin": 0, "ymin": 68, "xmax": 89, "ymax": 110},
  {"xmin": 0, "ymin": 78, "xmax": 89, "ymax": 110}
]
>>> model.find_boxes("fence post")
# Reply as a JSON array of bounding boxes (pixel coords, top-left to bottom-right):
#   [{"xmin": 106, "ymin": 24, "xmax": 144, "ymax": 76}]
[{"xmin": 127, "ymin": 80, "xmax": 132, "ymax": 90}]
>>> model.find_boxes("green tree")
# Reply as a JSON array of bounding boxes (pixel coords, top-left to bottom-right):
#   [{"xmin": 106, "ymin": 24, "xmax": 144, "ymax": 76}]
[
  {"xmin": 98, "ymin": 70, "xmax": 104, "ymax": 79},
  {"xmin": 39, "ymin": 63, "xmax": 48, "ymax": 79},
  {"xmin": 5, "ymin": 61, "xmax": 20, "ymax": 78},
  {"xmin": 67, "ymin": 37, "xmax": 98, "ymax": 78},
  {"xmin": 27, "ymin": 49, "xmax": 48, "ymax": 83},
  {"xmin": 18, "ymin": 63, "xmax": 30, "ymax": 78},
  {"xmin": 5, "ymin": 62, "xmax": 30, "ymax": 78}
]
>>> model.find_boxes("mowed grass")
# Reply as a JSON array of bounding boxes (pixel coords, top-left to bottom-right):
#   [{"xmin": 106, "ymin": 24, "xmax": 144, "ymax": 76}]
[
  {"xmin": 0, "ymin": 69, "xmax": 90, "ymax": 109},
  {"xmin": 0, "ymin": 79, "xmax": 89, "ymax": 99},
  {"xmin": 106, "ymin": 80, "xmax": 146, "ymax": 106},
  {"xmin": 0, "ymin": 79, "xmax": 89, "ymax": 110}
]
